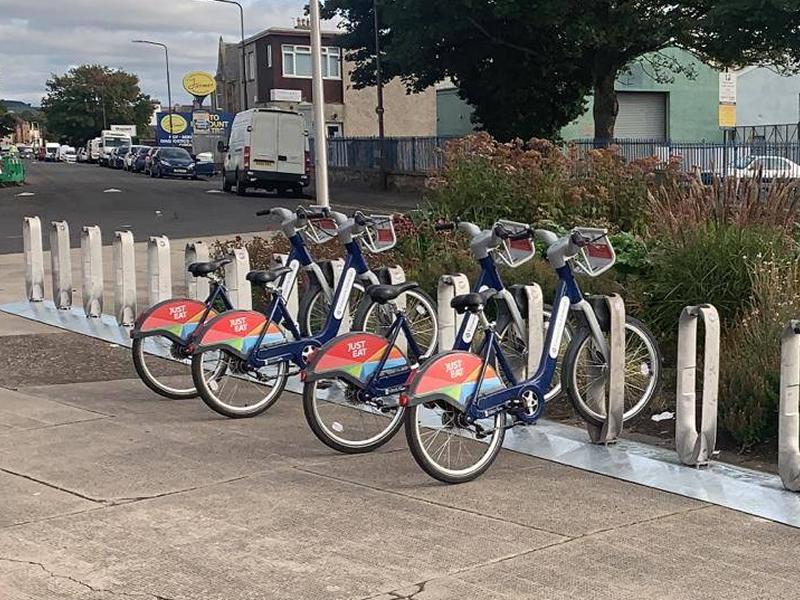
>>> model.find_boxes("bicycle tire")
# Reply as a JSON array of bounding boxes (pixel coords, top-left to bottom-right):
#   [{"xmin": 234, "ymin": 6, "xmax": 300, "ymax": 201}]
[
  {"xmin": 132, "ymin": 336, "xmax": 198, "ymax": 400},
  {"xmin": 562, "ymin": 316, "xmax": 662, "ymax": 427}
]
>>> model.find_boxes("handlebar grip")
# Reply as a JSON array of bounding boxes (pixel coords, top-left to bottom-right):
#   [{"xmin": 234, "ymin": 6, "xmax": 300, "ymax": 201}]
[
  {"xmin": 434, "ymin": 221, "xmax": 456, "ymax": 232},
  {"xmin": 508, "ymin": 227, "xmax": 533, "ymax": 241},
  {"xmin": 255, "ymin": 210, "xmax": 272, "ymax": 216},
  {"xmin": 570, "ymin": 231, "xmax": 588, "ymax": 247}
]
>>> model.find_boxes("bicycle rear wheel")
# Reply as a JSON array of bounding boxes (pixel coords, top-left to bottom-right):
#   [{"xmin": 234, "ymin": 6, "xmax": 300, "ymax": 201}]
[
  {"xmin": 132, "ymin": 336, "xmax": 200, "ymax": 399},
  {"xmin": 404, "ymin": 402, "xmax": 505, "ymax": 484},
  {"xmin": 298, "ymin": 282, "xmax": 365, "ymax": 337},
  {"xmin": 352, "ymin": 288, "xmax": 438, "ymax": 356},
  {"xmin": 302, "ymin": 377, "xmax": 405, "ymax": 453}
]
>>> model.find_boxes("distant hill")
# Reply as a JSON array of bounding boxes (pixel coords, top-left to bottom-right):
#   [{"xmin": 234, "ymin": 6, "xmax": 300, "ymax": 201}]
[{"xmin": 1, "ymin": 100, "xmax": 41, "ymax": 113}]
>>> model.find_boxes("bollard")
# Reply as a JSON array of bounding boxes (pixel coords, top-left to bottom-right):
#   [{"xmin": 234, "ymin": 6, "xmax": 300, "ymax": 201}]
[
  {"xmin": 329, "ymin": 258, "xmax": 351, "ymax": 334},
  {"xmin": 23, "ymin": 216, "xmax": 44, "ymax": 302},
  {"xmin": 779, "ymin": 321, "xmax": 800, "ymax": 491},
  {"xmin": 226, "ymin": 247, "xmax": 252, "ymax": 310},
  {"xmin": 113, "ymin": 230, "xmax": 137, "ymax": 326},
  {"xmin": 586, "ymin": 294, "xmax": 626, "ymax": 444},
  {"xmin": 80, "ymin": 226, "xmax": 103, "ymax": 318},
  {"xmin": 185, "ymin": 241, "xmax": 209, "ymax": 300},
  {"xmin": 525, "ymin": 284, "xmax": 544, "ymax": 377},
  {"xmin": 272, "ymin": 253, "xmax": 299, "ymax": 321},
  {"xmin": 437, "ymin": 274, "xmax": 470, "ymax": 351},
  {"xmin": 147, "ymin": 235, "xmax": 172, "ymax": 307},
  {"xmin": 675, "ymin": 304, "xmax": 720, "ymax": 467},
  {"xmin": 49, "ymin": 220, "xmax": 72, "ymax": 310}
]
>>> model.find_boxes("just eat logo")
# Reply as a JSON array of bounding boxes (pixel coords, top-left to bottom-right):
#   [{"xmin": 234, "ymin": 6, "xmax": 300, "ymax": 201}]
[
  {"xmin": 444, "ymin": 359, "xmax": 464, "ymax": 379},
  {"xmin": 229, "ymin": 316, "xmax": 248, "ymax": 333},
  {"xmin": 169, "ymin": 304, "xmax": 187, "ymax": 321},
  {"xmin": 347, "ymin": 339, "xmax": 367, "ymax": 359}
]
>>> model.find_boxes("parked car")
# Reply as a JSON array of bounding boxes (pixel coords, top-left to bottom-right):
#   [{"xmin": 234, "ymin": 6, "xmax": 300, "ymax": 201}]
[
  {"xmin": 150, "ymin": 147, "xmax": 197, "ymax": 179},
  {"xmin": 131, "ymin": 146, "xmax": 151, "ymax": 173},
  {"xmin": 194, "ymin": 152, "xmax": 215, "ymax": 177},
  {"xmin": 60, "ymin": 146, "xmax": 77, "ymax": 163},
  {"xmin": 220, "ymin": 108, "xmax": 309, "ymax": 196},
  {"xmin": 143, "ymin": 147, "xmax": 159, "ymax": 175},
  {"xmin": 123, "ymin": 145, "xmax": 146, "ymax": 171},
  {"xmin": 731, "ymin": 155, "xmax": 800, "ymax": 180},
  {"xmin": 16, "ymin": 145, "xmax": 33, "ymax": 159},
  {"xmin": 109, "ymin": 146, "xmax": 130, "ymax": 169}
]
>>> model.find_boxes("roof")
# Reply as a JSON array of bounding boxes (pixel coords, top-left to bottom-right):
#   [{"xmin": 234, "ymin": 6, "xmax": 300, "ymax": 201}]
[
  {"xmin": 242, "ymin": 26, "xmax": 341, "ymax": 46},
  {"xmin": 216, "ymin": 37, "xmax": 242, "ymax": 80}
]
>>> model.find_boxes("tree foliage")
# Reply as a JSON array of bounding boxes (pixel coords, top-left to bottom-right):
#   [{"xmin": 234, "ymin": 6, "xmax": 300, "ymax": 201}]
[
  {"xmin": 0, "ymin": 104, "xmax": 15, "ymax": 138},
  {"xmin": 324, "ymin": 0, "xmax": 800, "ymax": 141},
  {"xmin": 41, "ymin": 65, "xmax": 152, "ymax": 146}
]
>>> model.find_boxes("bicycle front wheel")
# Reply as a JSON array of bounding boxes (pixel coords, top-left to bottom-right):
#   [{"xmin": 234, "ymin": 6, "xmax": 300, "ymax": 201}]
[
  {"xmin": 302, "ymin": 377, "xmax": 405, "ymax": 453},
  {"xmin": 562, "ymin": 316, "xmax": 662, "ymax": 426},
  {"xmin": 353, "ymin": 288, "xmax": 438, "ymax": 357},
  {"xmin": 298, "ymin": 282, "xmax": 365, "ymax": 337},
  {"xmin": 404, "ymin": 402, "xmax": 505, "ymax": 484},
  {"xmin": 191, "ymin": 350, "xmax": 288, "ymax": 418}
]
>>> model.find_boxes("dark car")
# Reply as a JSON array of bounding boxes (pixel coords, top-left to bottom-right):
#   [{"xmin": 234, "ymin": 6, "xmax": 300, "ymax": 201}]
[
  {"xmin": 132, "ymin": 146, "xmax": 151, "ymax": 173},
  {"xmin": 110, "ymin": 146, "xmax": 130, "ymax": 169},
  {"xmin": 150, "ymin": 147, "xmax": 197, "ymax": 179}
]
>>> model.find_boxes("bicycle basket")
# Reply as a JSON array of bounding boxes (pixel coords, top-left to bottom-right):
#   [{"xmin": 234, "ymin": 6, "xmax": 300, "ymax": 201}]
[
  {"xmin": 362, "ymin": 214, "xmax": 397, "ymax": 253},
  {"xmin": 573, "ymin": 227, "xmax": 616, "ymax": 277},
  {"xmin": 494, "ymin": 220, "xmax": 535, "ymax": 268},
  {"xmin": 304, "ymin": 215, "xmax": 339, "ymax": 245}
]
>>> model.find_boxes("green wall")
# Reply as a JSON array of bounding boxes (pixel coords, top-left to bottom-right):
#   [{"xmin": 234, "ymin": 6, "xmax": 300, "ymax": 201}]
[
  {"xmin": 437, "ymin": 48, "xmax": 722, "ymax": 142},
  {"xmin": 436, "ymin": 88, "xmax": 478, "ymax": 137},
  {"xmin": 561, "ymin": 48, "xmax": 722, "ymax": 142}
]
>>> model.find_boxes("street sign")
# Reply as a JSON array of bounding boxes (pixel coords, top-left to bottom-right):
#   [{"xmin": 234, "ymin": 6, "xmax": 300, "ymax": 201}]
[
  {"xmin": 270, "ymin": 89, "xmax": 303, "ymax": 103},
  {"xmin": 110, "ymin": 124, "xmax": 137, "ymax": 137},
  {"xmin": 182, "ymin": 72, "xmax": 217, "ymax": 102},
  {"xmin": 718, "ymin": 71, "xmax": 737, "ymax": 128}
]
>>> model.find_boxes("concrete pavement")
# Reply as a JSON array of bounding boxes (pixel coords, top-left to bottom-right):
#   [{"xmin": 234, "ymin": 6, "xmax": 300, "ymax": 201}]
[{"xmin": 1, "ymin": 240, "xmax": 800, "ymax": 598}]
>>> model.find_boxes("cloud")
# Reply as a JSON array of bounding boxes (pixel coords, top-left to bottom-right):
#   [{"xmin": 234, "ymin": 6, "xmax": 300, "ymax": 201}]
[{"xmin": 0, "ymin": 0, "xmax": 331, "ymax": 106}]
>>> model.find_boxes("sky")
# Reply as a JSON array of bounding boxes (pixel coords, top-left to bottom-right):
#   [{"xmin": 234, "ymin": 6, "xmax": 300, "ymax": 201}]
[{"xmin": 0, "ymin": 0, "xmax": 336, "ymax": 107}]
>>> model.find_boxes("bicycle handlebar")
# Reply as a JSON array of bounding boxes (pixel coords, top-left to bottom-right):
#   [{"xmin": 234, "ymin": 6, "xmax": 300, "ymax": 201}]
[{"xmin": 434, "ymin": 220, "xmax": 456, "ymax": 232}]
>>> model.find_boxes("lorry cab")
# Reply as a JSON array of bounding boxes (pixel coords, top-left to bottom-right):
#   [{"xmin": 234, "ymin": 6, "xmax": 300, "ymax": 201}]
[
  {"xmin": 98, "ymin": 131, "xmax": 131, "ymax": 166},
  {"xmin": 220, "ymin": 108, "xmax": 309, "ymax": 197}
]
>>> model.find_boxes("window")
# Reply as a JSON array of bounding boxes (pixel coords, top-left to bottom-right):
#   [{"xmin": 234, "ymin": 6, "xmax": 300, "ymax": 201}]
[
  {"xmin": 267, "ymin": 45, "xmax": 272, "ymax": 68},
  {"xmin": 282, "ymin": 44, "xmax": 341, "ymax": 79},
  {"xmin": 247, "ymin": 51, "xmax": 255, "ymax": 80}
]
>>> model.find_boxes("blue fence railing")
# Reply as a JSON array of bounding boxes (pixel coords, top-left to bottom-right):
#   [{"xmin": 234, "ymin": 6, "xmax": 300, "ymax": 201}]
[
  {"xmin": 571, "ymin": 139, "xmax": 800, "ymax": 175},
  {"xmin": 314, "ymin": 136, "xmax": 800, "ymax": 176},
  {"xmin": 320, "ymin": 136, "xmax": 455, "ymax": 174}
]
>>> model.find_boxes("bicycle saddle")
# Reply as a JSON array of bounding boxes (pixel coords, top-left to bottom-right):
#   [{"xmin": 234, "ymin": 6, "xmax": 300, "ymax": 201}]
[
  {"xmin": 245, "ymin": 266, "xmax": 292, "ymax": 287},
  {"xmin": 187, "ymin": 257, "xmax": 233, "ymax": 277},
  {"xmin": 365, "ymin": 282, "xmax": 419, "ymax": 304},
  {"xmin": 450, "ymin": 289, "xmax": 499, "ymax": 314}
]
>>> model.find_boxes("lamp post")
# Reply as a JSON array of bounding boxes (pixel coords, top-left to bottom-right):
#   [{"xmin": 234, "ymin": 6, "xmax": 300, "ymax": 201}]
[
  {"xmin": 373, "ymin": 0, "xmax": 387, "ymax": 189},
  {"xmin": 132, "ymin": 40, "xmax": 173, "ymax": 146},
  {"xmin": 198, "ymin": 0, "xmax": 247, "ymax": 111},
  {"xmin": 310, "ymin": 0, "xmax": 330, "ymax": 207}
]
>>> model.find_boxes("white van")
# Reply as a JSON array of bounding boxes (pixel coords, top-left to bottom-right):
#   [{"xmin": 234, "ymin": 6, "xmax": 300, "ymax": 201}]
[
  {"xmin": 89, "ymin": 138, "xmax": 101, "ymax": 163},
  {"xmin": 220, "ymin": 108, "xmax": 309, "ymax": 196},
  {"xmin": 44, "ymin": 142, "xmax": 60, "ymax": 161}
]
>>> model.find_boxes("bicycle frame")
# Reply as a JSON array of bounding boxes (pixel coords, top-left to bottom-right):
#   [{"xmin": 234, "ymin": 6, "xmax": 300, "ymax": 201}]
[
  {"xmin": 243, "ymin": 239, "xmax": 376, "ymax": 370},
  {"xmin": 462, "ymin": 264, "xmax": 608, "ymax": 424}
]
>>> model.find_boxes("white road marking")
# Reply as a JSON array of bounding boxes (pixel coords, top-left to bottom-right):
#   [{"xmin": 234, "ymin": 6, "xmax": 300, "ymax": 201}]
[
  {"xmin": 15, "ymin": 192, "xmax": 35, "ymax": 197},
  {"xmin": 104, "ymin": 188, "xmax": 122, "ymax": 193},
  {"xmin": 206, "ymin": 189, "xmax": 224, "ymax": 194}
]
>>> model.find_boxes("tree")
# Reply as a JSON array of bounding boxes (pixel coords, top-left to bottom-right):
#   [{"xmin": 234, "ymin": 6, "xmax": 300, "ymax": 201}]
[
  {"xmin": 41, "ymin": 65, "xmax": 152, "ymax": 146},
  {"xmin": 0, "ymin": 103, "xmax": 16, "ymax": 138},
  {"xmin": 324, "ymin": 0, "xmax": 800, "ymax": 141}
]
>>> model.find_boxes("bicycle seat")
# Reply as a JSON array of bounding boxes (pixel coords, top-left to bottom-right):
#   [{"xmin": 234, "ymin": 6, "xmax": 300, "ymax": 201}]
[
  {"xmin": 366, "ymin": 282, "xmax": 419, "ymax": 304},
  {"xmin": 245, "ymin": 266, "xmax": 292, "ymax": 287},
  {"xmin": 187, "ymin": 257, "xmax": 233, "ymax": 278},
  {"xmin": 450, "ymin": 289, "xmax": 499, "ymax": 314}
]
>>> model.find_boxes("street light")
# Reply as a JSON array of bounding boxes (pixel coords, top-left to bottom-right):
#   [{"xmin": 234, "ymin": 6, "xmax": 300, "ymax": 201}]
[
  {"xmin": 132, "ymin": 39, "xmax": 174, "ymax": 146},
  {"xmin": 373, "ymin": 0, "xmax": 387, "ymax": 190},
  {"xmin": 310, "ymin": 0, "xmax": 330, "ymax": 207},
  {"xmin": 196, "ymin": 0, "xmax": 247, "ymax": 111}
]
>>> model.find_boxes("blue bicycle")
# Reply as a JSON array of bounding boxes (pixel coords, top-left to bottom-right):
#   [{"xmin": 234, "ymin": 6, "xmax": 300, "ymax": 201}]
[
  {"xmin": 189, "ymin": 211, "xmax": 438, "ymax": 419},
  {"xmin": 402, "ymin": 227, "xmax": 662, "ymax": 483},
  {"xmin": 302, "ymin": 218, "xmax": 567, "ymax": 453}
]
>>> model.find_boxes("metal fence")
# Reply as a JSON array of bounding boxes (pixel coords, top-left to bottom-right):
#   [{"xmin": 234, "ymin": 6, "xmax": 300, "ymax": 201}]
[
  {"xmin": 734, "ymin": 123, "xmax": 799, "ymax": 144},
  {"xmin": 570, "ymin": 139, "xmax": 800, "ymax": 175},
  {"xmin": 323, "ymin": 136, "xmax": 454, "ymax": 174}
]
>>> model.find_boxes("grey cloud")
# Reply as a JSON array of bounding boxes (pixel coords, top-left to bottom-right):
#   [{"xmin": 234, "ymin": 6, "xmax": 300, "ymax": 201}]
[{"xmin": 0, "ymin": 0, "xmax": 321, "ymax": 106}]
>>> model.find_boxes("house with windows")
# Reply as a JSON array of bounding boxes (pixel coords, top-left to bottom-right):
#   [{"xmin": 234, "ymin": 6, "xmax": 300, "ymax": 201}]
[{"xmin": 215, "ymin": 23, "xmax": 435, "ymax": 138}]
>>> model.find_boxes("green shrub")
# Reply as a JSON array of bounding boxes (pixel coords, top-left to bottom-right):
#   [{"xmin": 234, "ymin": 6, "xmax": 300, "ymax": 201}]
[
  {"xmin": 720, "ymin": 258, "xmax": 800, "ymax": 448},
  {"xmin": 639, "ymin": 223, "xmax": 790, "ymax": 338}
]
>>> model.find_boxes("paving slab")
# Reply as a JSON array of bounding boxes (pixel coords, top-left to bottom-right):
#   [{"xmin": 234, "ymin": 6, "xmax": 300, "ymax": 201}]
[
  {"xmin": 0, "ymin": 387, "xmax": 107, "ymax": 432},
  {"xmin": 0, "ymin": 467, "xmax": 563, "ymax": 600},
  {"xmin": 0, "ymin": 313, "xmax": 64, "ymax": 337},
  {"xmin": 444, "ymin": 505, "xmax": 800, "ymax": 600},
  {"xmin": 0, "ymin": 470, "xmax": 99, "ymax": 529}
]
